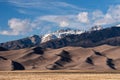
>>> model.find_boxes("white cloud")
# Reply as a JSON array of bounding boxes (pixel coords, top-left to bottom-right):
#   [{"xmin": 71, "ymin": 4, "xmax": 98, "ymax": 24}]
[
  {"xmin": 59, "ymin": 21, "xmax": 69, "ymax": 27},
  {"xmin": 92, "ymin": 10, "xmax": 104, "ymax": 20},
  {"xmin": 0, "ymin": 18, "xmax": 34, "ymax": 35},
  {"xmin": 36, "ymin": 14, "xmax": 90, "ymax": 30},
  {"xmin": 18, "ymin": 9, "xmax": 28, "ymax": 14},
  {"xmin": 1, "ymin": 5, "xmax": 120, "ymax": 36},
  {"xmin": 52, "ymin": 2, "xmax": 84, "ymax": 11},
  {"xmin": 77, "ymin": 12, "xmax": 89, "ymax": 23},
  {"xmin": 108, "ymin": 5, "xmax": 120, "ymax": 21},
  {"xmin": 38, "ymin": 15, "xmax": 71, "ymax": 27},
  {"xmin": 94, "ymin": 14, "xmax": 114, "ymax": 25},
  {"xmin": 34, "ymin": 5, "xmax": 120, "ymax": 30},
  {"xmin": 7, "ymin": 0, "xmax": 84, "ymax": 15},
  {"xmin": 93, "ymin": 5, "xmax": 120, "ymax": 25}
]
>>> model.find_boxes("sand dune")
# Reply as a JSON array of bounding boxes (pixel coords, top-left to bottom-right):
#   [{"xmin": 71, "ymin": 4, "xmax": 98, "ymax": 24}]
[
  {"xmin": 0, "ymin": 45, "xmax": 120, "ymax": 71},
  {"xmin": 0, "ymin": 56, "xmax": 13, "ymax": 71}
]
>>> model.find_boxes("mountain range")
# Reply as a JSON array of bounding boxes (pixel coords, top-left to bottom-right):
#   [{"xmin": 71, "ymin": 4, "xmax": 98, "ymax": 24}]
[
  {"xmin": 0, "ymin": 25, "xmax": 120, "ymax": 50},
  {"xmin": 0, "ymin": 25, "xmax": 120, "ymax": 71},
  {"xmin": 40, "ymin": 26, "xmax": 120, "ymax": 49}
]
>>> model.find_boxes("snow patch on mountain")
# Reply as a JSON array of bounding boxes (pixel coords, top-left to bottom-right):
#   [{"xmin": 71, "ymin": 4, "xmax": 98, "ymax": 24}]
[
  {"xmin": 116, "ymin": 24, "xmax": 120, "ymax": 27},
  {"xmin": 29, "ymin": 35, "xmax": 41, "ymax": 45},
  {"xmin": 90, "ymin": 25, "xmax": 103, "ymax": 31},
  {"xmin": 41, "ymin": 29, "xmax": 84, "ymax": 43}
]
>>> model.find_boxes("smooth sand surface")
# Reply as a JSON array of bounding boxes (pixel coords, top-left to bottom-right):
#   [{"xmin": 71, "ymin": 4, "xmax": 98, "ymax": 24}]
[{"xmin": 0, "ymin": 45, "xmax": 120, "ymax": 71}]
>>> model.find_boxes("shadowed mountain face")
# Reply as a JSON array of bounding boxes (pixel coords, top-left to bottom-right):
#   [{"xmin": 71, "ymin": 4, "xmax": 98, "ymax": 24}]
[
  {"xmin": 0, "ymin": 45, "xmax": 120, "ymax": 71},
  {"xmin": 0, "ymin": 27, "xmax": 120, "ymax": 50},
  {"xmin": 40, "ymin": 27, "xmax": 120, "ymax": 49},
  {"xmin": 0, "ymin": 35, "xmax": 41, "ymax": 50},
  {"xmin": 0, "ymin": 47, "xmax": 8, "ymax": 51}
]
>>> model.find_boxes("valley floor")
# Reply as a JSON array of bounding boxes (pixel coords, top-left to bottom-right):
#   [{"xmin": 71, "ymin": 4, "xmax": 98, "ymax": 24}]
[{"xmin": 0, "ymin": 71, "xmax": 120, "ymax": 80}]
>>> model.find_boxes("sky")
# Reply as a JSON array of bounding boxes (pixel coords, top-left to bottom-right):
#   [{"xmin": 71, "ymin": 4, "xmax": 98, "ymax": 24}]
[{"xmin": 0, "ymin": 0, "xmax": 120, "ymax": 43}]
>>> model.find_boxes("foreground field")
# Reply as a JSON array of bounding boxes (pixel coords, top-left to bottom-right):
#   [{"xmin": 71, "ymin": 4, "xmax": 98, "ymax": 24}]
[{"xmin": 0, "ymin": 71, "xmax": 120, "ymax": 80}]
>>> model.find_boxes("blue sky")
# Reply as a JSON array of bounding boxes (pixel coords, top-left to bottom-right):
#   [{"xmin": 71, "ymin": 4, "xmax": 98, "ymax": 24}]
[{"xmin": 0, "ymin": 0, "xmax": 120, "ymax": 43}]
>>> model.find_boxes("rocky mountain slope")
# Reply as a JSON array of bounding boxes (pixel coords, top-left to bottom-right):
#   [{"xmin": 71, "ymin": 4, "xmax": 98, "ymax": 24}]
[
  {"xmin": 0, "ymin": 26, "xmax": 120, "ymax": 50},
  {"xmin": 41, "ymin": 28, "xmax": 83, "ymax": 43},
  {"xmin": 40, "ymin": 26, "xmax": 120, "ymax": 49},
  {"xmin": 0, "ymin": 28, "xmax": 84, "ymax": 50},
  {"xmin": 0, "ymin": 35, "xmax": 41, "ymax": 50}
]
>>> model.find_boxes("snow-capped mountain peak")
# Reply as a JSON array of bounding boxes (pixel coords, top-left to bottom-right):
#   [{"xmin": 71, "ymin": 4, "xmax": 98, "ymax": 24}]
[
  {"xmin": 116, "ymin": 24, "xmax": 120, "ymax": 27},
  {"xmin": 90, "ymin": 25, "xmax": 103, "ymax": 31},
  {"xmin": 41, "ymin": 34, "xmax": 57, "ymax": 43},
  {"xmin": 41, "ymin": 28, "xmax": 84, "ymax": 43},
  {"xmin": 28, "ymin": 35, "xmax": 41, "ymax": 44}
]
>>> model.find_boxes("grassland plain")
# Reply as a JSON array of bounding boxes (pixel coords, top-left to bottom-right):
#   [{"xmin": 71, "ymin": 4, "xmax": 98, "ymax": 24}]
[{"xmin": 0, "ymin": 71, "xmax": 120, "ymax": 80}]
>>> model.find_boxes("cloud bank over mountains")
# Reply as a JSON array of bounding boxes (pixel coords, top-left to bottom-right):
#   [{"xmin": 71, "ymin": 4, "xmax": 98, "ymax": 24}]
[{"xmin": 0, "ymin": 0, "xmax": 120, "ymax": 35}]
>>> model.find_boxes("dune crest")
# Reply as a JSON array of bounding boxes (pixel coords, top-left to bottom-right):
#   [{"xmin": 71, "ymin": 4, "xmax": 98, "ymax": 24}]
[{"xmin": 0, "ymin": 45, "xmax": 120, "ymax": 71}]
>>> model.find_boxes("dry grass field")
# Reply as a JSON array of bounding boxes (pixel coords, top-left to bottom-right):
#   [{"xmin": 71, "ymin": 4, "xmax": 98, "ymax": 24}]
[{"xmin": 0, "ymin": 71, "xmax": 120, "ymax": 80}]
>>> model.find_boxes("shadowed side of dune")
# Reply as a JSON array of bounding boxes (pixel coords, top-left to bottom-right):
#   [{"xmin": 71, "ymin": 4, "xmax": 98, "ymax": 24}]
[
  {"xmin": 86, "ymin": 57, "xmax": 94, "ymax": 65},
  {"xmin": 107, "ymin": 58, "xmax": 116, "ymax": 70},
  {"xmin": 47, "ymin": 50, "xmax": 72, "ymax": 70},
  {"xmin": 12, "ymin": 61, "xmax": 25, "ymax": 70},
  {"xmin": 33, "ymin": 47, "xmax": 44, "ymax": 55},
  {"xmin": 0, "ymin": 56, "xmax": 25, "ymax": 71},
  {"xmin": 0, "ymin": 45, "xmax": 120, "ymax": 71}
]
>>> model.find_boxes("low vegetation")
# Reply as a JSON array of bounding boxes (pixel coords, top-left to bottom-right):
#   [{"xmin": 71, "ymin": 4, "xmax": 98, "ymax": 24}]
[{"xmin": 0, "ymin": 71, "xmax": 120, "ymax": 80}]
